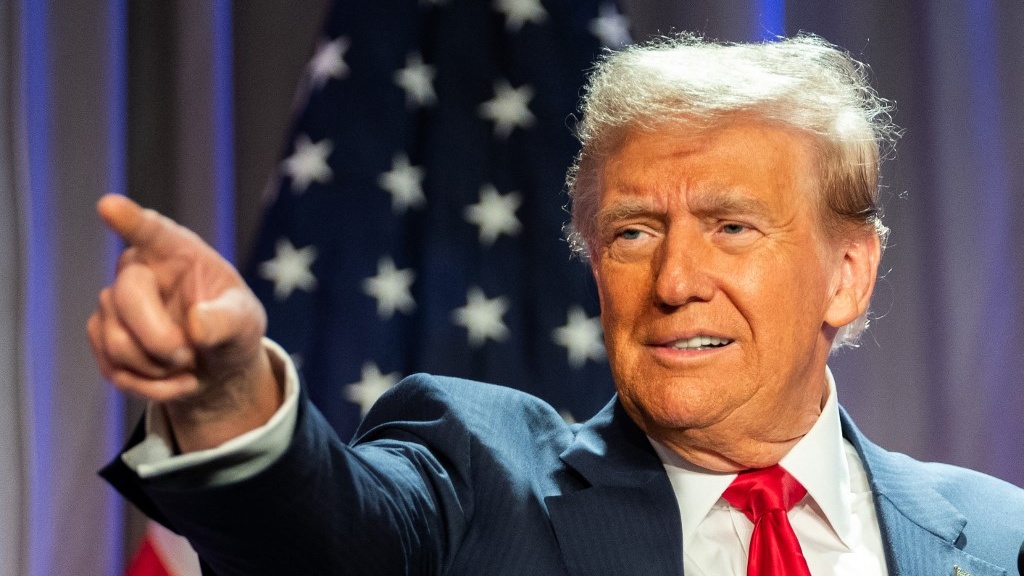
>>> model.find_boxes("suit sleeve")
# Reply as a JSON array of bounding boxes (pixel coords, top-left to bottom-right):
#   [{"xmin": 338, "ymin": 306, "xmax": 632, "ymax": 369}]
[{"xmin": 101, "ymin": 374, "xmax": 476, "ymax": 576}]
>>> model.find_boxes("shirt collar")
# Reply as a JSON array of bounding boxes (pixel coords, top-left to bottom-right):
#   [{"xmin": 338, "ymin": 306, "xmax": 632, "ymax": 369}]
[
  {"xmin": 650, "ymin": 366, "xmax": 855, "ymax": 548},
  {"xmin": 780, "ymin": 366, "xmax": 855, "ymax": 546}
]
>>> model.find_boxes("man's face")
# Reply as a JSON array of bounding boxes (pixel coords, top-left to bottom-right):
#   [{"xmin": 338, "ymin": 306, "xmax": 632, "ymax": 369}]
[{"xmin": 592, "ymin": 119, "xmax": 861, "ymax": 471}]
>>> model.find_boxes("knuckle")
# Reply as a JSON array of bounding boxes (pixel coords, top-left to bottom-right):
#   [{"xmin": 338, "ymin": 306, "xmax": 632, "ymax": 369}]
[
  {"xmin": 95, "ymin": 358, "xmax": 113, "ymax": 381},
  {"xmin": 103, "ymin": 325, "xmax": 139, "ymax": 365},
  {"xmin": 108, "ymin": 370, "xmax": 140, "ymax": 394},
  {"xmin": 109, "ymin": 370, "xmax": 170, "ymax": 401},
  {"xmin": 116, "ymin": 247, "xmax": 138, "ymax": 272},
  {"xmin": 86, "ymin": 314, "xmax": 100, "ymax": 337},
  {"xmin": 112, "ymin": 263, "xmax": 152, "ymax": 300},
  {"xmin": 87, "ymin": 322, "xmax": 108, "ymax": 359},
  {"xmin": 99, "ymin": 287, "xmax": 113, "ymax": 310}
]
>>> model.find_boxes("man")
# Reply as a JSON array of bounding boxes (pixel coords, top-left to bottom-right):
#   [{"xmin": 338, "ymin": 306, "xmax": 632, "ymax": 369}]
[{"xmin": 93, "ymin": 35, "xmax": 1024, "ymax": 575}]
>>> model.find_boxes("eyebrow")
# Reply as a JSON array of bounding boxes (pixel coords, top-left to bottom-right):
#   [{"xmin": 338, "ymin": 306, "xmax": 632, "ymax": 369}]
[
  {"xmin": 595, "ymin": 199, "xmax": 661, "ymax": 232},
  {"xmin": 687, "ymin": 190, "xmax": 771, "ymax": 219},
  {"xmin": 595, "ymin": 187, "xmax": 772, "ymax": 232}
]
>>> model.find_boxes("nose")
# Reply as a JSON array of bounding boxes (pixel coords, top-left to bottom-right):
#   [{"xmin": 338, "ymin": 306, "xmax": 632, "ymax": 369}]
[{"xmin": 653, "ymin": 228, "xmax": 715, "ymax": 308}]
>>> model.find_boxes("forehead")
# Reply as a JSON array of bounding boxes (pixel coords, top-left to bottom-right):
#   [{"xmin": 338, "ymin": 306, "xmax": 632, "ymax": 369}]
[{"xmin": 598, "ymin": 119, "xmax": 820, "ymax": 213}]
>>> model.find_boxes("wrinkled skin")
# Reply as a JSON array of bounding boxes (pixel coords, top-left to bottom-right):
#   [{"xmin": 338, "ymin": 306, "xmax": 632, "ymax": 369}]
[{"xmin": 590, "ymin": 119, "xmax": 880, "ymax": 471}]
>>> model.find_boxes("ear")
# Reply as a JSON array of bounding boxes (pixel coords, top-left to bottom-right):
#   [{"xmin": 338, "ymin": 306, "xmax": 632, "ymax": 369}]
[{"xmin": 824, "ymin": 231, "xmax": 881, "ymax": 329}]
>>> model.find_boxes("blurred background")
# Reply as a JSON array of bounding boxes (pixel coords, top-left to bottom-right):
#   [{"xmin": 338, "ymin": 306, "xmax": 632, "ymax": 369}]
[{"xmin": 2, "ymin": 0, "xmax": 1021, "ymax": 574}]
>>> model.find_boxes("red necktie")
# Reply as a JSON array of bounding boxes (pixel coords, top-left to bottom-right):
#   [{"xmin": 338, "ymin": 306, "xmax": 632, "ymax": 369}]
[{"xmin": 722, "ymin": 464, "xmax": 812, "ymax": 576}]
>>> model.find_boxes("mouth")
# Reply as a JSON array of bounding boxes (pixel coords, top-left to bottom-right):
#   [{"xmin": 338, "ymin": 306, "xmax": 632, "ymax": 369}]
[{"xmin": 666, "ymin": 335, "xmax": 734, "ymax": 351}]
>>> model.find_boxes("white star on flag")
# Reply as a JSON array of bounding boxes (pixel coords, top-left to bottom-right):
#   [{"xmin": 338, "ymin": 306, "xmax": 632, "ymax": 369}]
[
  {"xmin": 589, "ymin": 3, "xmax": 631, "ymax": 48},
  {"xmin": 258, "ymin": 238, "xmax": 318, "ymax": 301},
  {"xmin": 464, "ymin": 184, "xmax": 522, "ymax": 246},
  {"xmin": 452, "ymin": 287, "xmax": 510, "ymax": 347},
  {"xmin": 343, "ymin": 362, "xmax": 402, "ymax": 416},
  {"xmin": 378, "ymin": 152, "xmax": 427, "ymax": 214},
  {"xmin": 479, "ymin": 79, "xmax": 536, "ymax": 139},
  {"xmin": 281, "ymin": 134, "xmax": 333, "ymax": 194},
  {"xmin": 494, "ymin": 0, "xmax": 548, "ymax": 31},
  {"xmin": 308, "ymin": 36, "xmax": 351, "ymax": 89},
  {"xmin": 362, "ymin": 256, "xmax": 416, "ymax": 319},
  {"xmin": 553, "ymin": 305, "xmax": 605, "ymax": 368},
  {"xmin": 394, "ymin": 52, "xmax": 437, "ymax": 108}
]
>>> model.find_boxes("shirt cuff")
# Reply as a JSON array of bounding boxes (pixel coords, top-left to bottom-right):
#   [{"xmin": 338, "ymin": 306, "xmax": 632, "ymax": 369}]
[{"xmin": 120, "ymin": 338, "xmax": 300, "ymax": 485}]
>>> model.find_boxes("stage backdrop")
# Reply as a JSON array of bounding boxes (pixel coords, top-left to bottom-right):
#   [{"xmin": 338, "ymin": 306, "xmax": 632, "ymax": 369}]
[{"xmin": 1, "ymin": 0, "xmax": 1021, "ymax": 574}]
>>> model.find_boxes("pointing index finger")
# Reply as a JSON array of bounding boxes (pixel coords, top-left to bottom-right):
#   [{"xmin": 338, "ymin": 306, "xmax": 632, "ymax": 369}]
[{"xmin": 97, "ymin": 194, "xmax": 192, "ymax": 257}]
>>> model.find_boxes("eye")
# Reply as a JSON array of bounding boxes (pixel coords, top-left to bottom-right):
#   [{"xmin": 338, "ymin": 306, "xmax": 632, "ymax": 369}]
[
  {"xmin": 603, "ymin": 224, "xmax": 659, "ymax": 262},
  {"xmin": 711, "ymin": 220, "xmax": 762, "ymax": 252}
]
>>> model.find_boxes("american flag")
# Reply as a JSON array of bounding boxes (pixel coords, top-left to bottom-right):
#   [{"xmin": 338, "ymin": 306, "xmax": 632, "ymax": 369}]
[{"xmin": 243, "ymin": 0, "xmax": 630, "ymax": 441}]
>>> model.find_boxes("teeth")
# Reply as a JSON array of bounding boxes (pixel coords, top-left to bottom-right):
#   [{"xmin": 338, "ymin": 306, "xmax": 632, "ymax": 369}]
[{"xmin": 671, "ymin": 336, "xmax": 732, "ymax": 350}]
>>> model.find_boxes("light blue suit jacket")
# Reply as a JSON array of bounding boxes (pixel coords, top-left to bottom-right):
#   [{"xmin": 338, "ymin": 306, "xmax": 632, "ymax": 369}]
[{"xmin": 102, "ymin": 374, "xmax": 1024, "ymax": 575}]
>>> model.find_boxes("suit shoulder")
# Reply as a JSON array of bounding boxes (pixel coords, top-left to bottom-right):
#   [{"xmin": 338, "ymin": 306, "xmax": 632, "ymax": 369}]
[
  {"xmin": 918, "ymin": 459, "xmax": 1024, "ymax": 508},
  {"xmin": 370, "ymin": 373, "xmax": 566, "ymax": 420},
  {"xmin": 871, "ymin": 447, "xmax": 1024, "ymax": 534},
  {"xmin": 845, "ymin": 408, "xmax": 1024, "ymax": 512}
]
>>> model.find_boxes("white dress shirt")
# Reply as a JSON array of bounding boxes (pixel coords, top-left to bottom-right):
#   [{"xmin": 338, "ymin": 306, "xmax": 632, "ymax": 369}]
[{"xmin": 651, "ymin": 369, "xmax": 889, "ymax": 575}]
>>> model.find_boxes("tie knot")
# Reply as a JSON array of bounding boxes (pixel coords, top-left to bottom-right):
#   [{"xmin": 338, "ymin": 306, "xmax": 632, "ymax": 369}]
[{"xmin": 722, "ymin": 464, "xmax": 807, "ymax": 522}]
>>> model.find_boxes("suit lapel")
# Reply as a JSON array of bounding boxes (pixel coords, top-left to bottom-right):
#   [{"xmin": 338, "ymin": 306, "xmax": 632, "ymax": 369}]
[
  {"xmin": 546, "ymin": 398, "xmax": 682, "ymax": 576},
  {"xmin": 545, "ymin": 401, "xmax": 1009, "ymax": 576},
  {"xmin": 841, "ymin": 408, "xmax": 1008, "ymax": 576}
]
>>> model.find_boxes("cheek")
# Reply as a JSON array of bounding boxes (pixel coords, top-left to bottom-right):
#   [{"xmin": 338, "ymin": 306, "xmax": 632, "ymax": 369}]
[
  {"xmin": 739, "ymin": 258, "xmax": 833, "ymax": 344},
  {"xmin": 595, "ymin": 263, "xmax": 649, "ymax": 319},
  {"xmin": 595, "ymin": 270, "xmax": 651, "ymax": 372}
]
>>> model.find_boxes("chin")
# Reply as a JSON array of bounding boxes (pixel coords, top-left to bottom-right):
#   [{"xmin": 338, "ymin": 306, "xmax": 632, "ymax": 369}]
[{"xmin": 618, "ymin": 378, "xmax": 732, "ymax": 435}]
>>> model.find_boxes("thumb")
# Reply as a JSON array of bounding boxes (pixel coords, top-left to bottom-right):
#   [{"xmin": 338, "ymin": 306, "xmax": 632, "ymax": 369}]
[{"xmin": 187, "ymin": 287, "xmax": 268, "ymax": 351}]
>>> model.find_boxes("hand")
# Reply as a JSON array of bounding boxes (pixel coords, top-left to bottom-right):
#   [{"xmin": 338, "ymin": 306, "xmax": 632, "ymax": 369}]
[{"xmin": 87, "ymin": 194, "xmax": 282, "ymax": 452}]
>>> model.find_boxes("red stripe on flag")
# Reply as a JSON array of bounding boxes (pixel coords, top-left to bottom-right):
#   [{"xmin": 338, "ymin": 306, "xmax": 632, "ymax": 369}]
[
  {"xmin": 125, "ymin": 522, "xmax": 201, "ymax": 576},
  {"xmin": 124, "ymin": 535, "xmax": 172, "ymax": 576}
]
